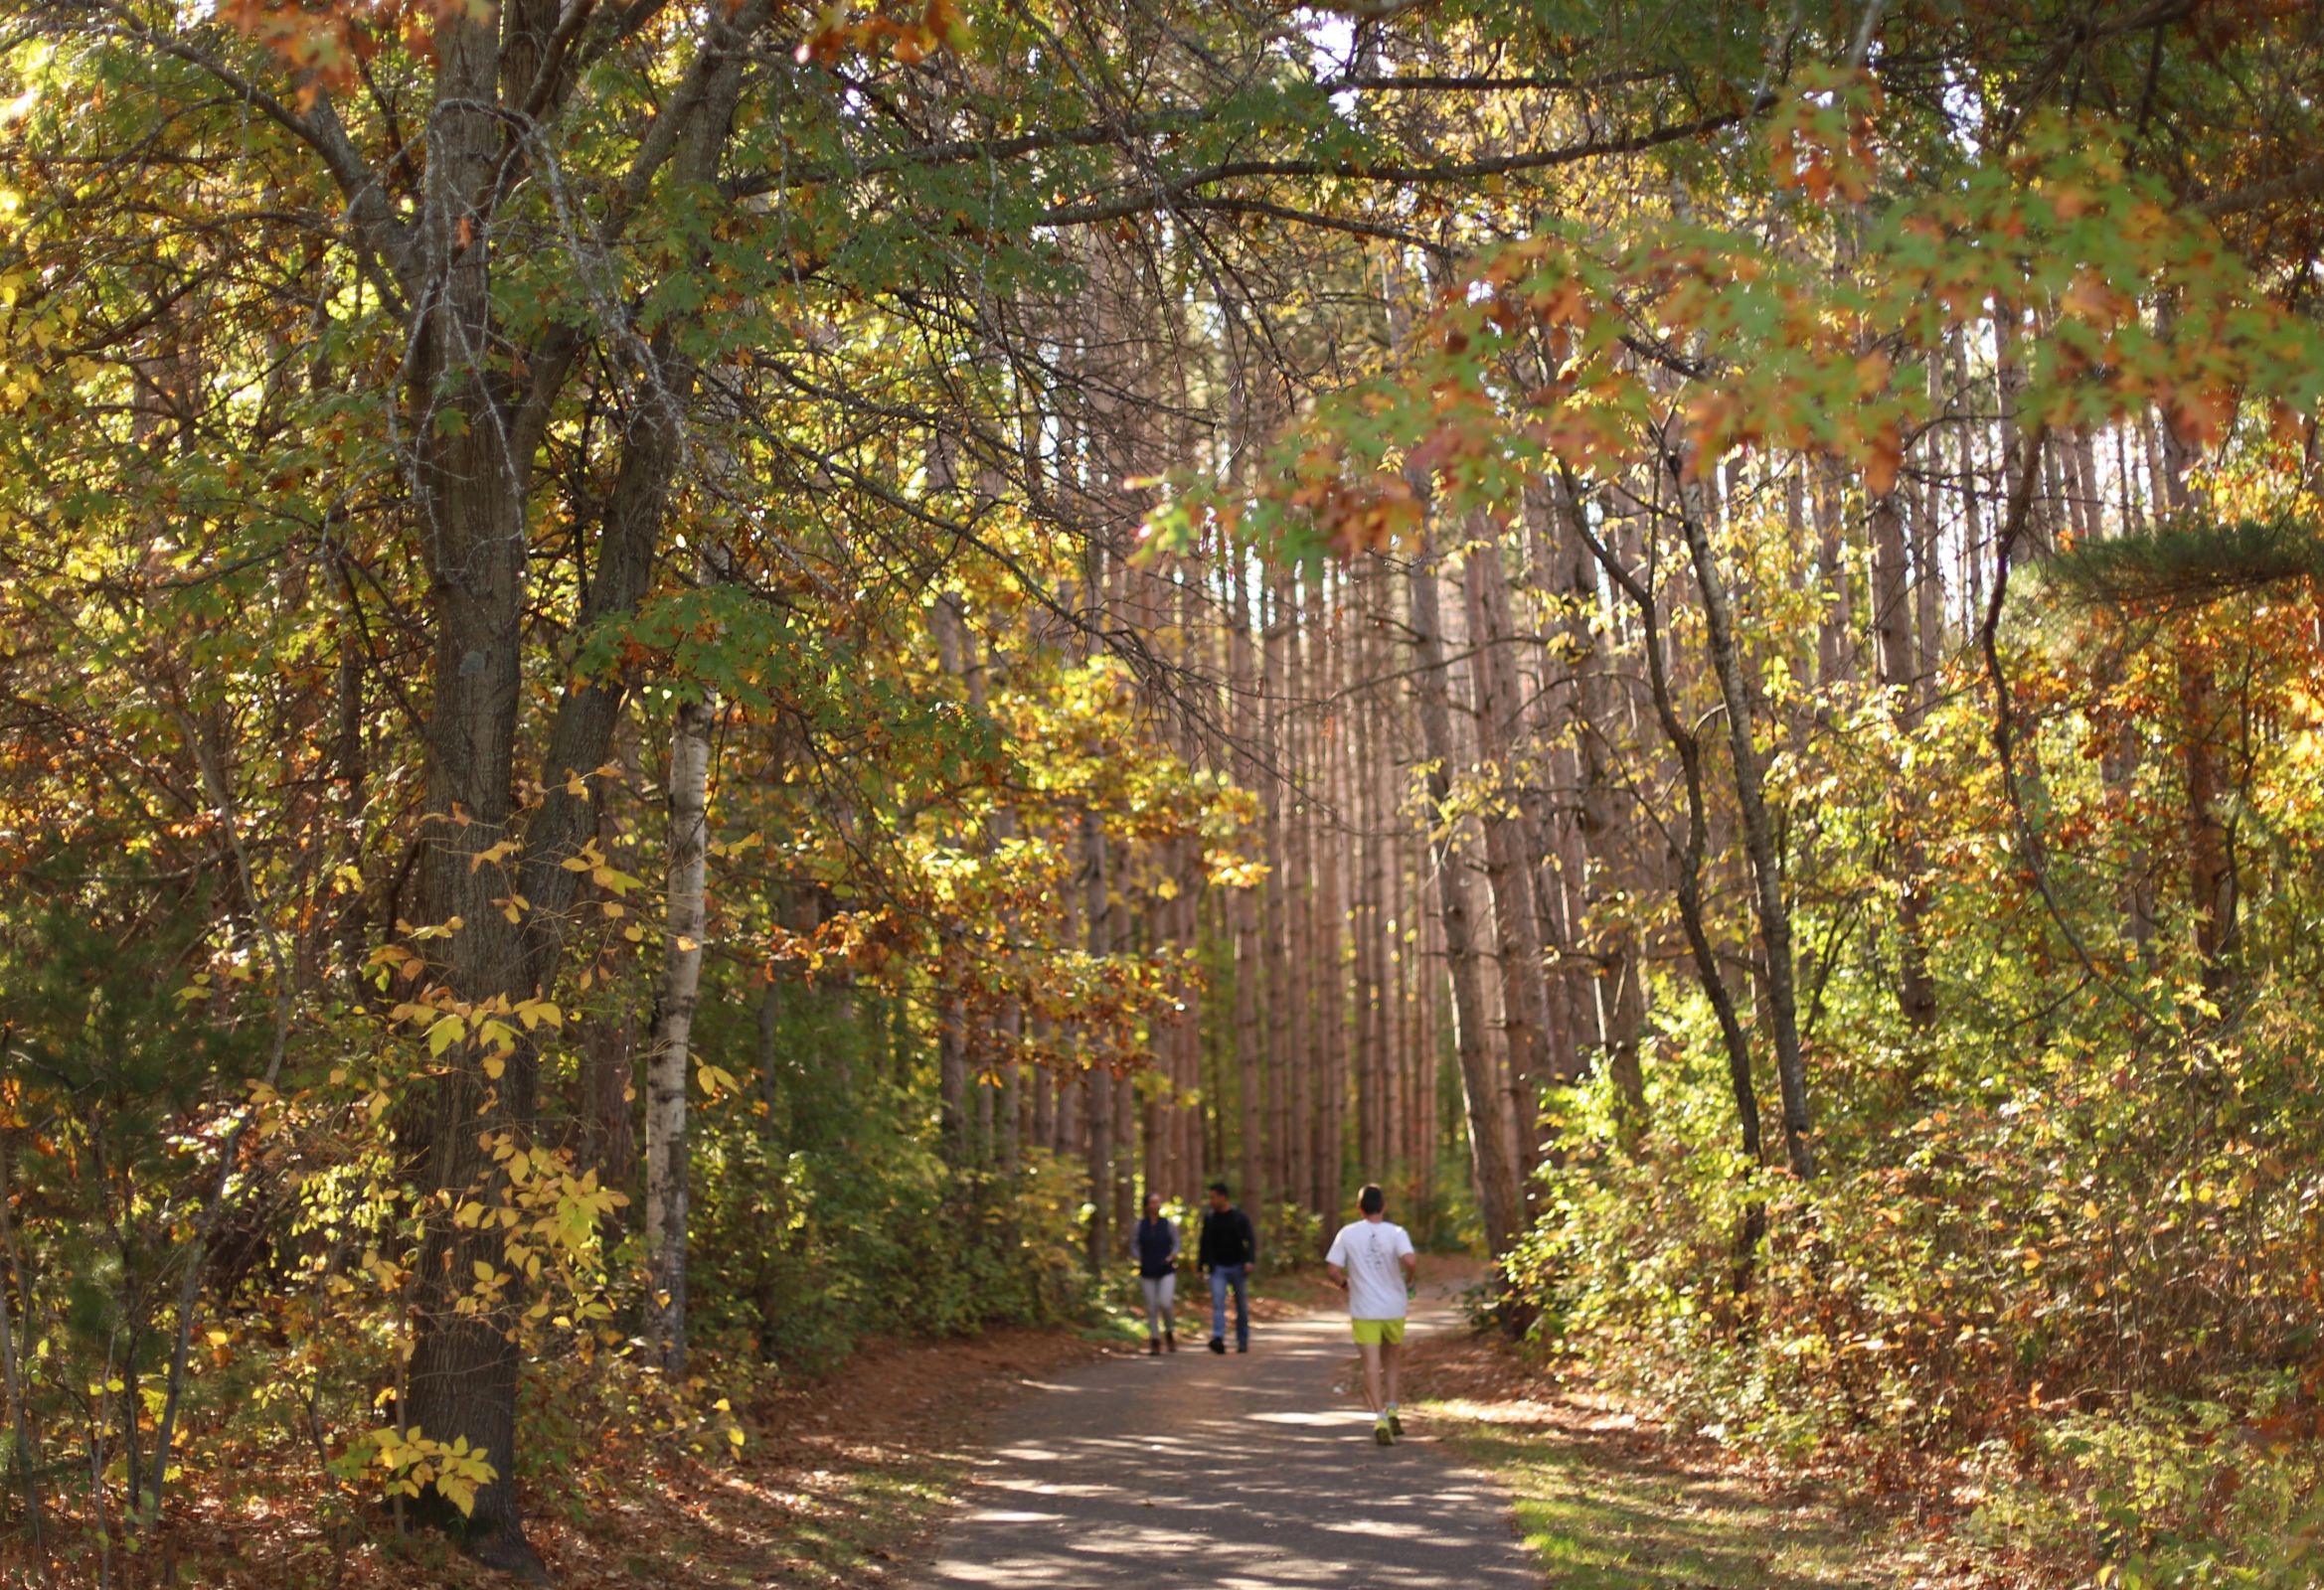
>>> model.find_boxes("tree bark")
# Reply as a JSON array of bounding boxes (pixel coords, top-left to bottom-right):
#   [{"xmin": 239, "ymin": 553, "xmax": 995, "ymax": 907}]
[
  {"xmin": 394, "ymin": 4, "xmax": 762, "ymax": 1561},
  {"xmin": 1405, "ymin": 523, "xmax": 1523, "ymax": 1258},
  {"xmin": 1872, "ymin": 487, "xmax": 1940, "ymax": 1034},
  {"xmin": 1460, "ymin": 534, "xmax": 1561, "ymax": 1190},
  {"xmin": 1080, "ymin": 812, "xmax": 1114, "ymax": 1272},
  {"xmin": 645, "ymin": 687, "xmax": 713, "ymax": 1374}
]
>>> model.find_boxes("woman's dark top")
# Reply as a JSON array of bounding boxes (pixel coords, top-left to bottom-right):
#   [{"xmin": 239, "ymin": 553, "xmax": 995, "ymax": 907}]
[{"xmin": 1134, "ymin": 1216, "xmax": 1178, "ymax": 1279}]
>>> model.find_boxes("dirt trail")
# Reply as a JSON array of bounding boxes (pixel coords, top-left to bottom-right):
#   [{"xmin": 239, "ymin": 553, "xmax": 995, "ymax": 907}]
[{"xmin": 908, "ymin": 1289, "xmax": 1538, "ymax": 1589}]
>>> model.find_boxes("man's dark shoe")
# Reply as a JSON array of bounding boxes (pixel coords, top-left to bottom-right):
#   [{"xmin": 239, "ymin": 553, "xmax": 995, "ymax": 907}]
[
  {"xmin": 1209, "ymin": 1337, "xmax": 1227, "ymax": 1354},
  {"xmin": 1236, "ymin": 1341, "xmax": 1248, "ymax": 1353}
]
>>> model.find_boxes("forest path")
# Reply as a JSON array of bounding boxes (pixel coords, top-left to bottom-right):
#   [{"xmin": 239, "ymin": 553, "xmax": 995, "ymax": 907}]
[{"xmin": 907, "ymin": 1285, "xmax": 1539, "ymax": 1589}]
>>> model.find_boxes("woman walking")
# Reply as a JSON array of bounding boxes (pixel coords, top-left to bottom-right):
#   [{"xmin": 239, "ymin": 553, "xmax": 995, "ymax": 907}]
[{"xmin": 1132, "ymin": 1192, "xmax": 1180, "ymax": 1354}]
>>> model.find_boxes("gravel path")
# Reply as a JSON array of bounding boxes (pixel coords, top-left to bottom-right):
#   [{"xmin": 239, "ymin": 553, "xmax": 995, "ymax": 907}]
[{"xmin": 909, "ymin": 1290, "xmax": 1540, "ymax": 1589}]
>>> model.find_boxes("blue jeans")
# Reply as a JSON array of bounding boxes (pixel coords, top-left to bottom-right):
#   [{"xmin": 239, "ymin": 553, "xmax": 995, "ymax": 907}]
[{"xmin": 1209, "ymin": 1265, "xmax": 1249, "ymax": 1348}]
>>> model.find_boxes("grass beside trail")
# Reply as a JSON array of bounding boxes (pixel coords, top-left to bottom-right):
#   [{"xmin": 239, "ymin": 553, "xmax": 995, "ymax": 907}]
[
  {"xmin": 1436, "ymin": 1417, "xmax": 1881, "ymax": 1588},
  {"xmin": 1406, "ymin": 1331, "xmax": 1930, "ymax": 1589}
]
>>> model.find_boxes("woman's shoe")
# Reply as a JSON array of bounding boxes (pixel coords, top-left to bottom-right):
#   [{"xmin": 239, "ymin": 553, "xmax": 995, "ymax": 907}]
[
  {"xmin": 1148, "ymin": 1338, "xmax": 1161, "ymax": 1355},
  {"xmin": 1164, "ymin": 1330, "xmax": 1177, "ymax": 1352}
]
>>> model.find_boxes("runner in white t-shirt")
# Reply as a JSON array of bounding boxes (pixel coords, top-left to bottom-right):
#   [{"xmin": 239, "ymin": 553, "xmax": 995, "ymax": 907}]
[{"xmin": 1324, "ymin": 1184, "xmax": 1418, "ymax": 1445}]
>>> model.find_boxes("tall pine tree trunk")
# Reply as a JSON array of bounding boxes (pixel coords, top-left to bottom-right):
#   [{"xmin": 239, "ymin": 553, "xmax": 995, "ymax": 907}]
[
  {"xmin": 1460, "ymin": 535, "xmax": 1560, "ymax": 1188},
  {"xmin": 1406, "ymin": 523, "xmax": 1522, "ymax": 1257}
]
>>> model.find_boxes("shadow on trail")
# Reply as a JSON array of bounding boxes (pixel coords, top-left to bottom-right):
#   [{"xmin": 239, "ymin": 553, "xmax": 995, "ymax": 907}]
[{"xmin": 913, "ymin": 1302, "xmax": 1538, "ymax": 1589}]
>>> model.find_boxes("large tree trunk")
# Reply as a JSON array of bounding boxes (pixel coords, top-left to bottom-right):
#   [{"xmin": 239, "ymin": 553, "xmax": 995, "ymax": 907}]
[
  {"xmin": 397, "ymin": 18, "xmax": 559, "ymax": 1561},
  {"xmin": 397, "ymin": 7, "xmax": 757, "ymax": 1563}
]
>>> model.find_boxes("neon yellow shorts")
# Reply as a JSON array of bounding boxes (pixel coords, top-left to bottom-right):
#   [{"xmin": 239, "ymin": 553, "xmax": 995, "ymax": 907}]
[{"xmin": 1350, "ymin": 1318, "xmax": 1406, "ymax": 1347}]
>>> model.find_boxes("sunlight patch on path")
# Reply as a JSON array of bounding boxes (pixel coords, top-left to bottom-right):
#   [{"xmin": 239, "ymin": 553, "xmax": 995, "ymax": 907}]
[{"xmin": 910, "ymin": 1300, "xmax": 1538, "ymax": 1589}]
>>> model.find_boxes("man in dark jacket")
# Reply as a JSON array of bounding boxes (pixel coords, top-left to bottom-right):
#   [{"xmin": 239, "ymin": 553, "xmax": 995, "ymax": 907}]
[{"xmin": 1198, "ymin": 1180, "xmax": 1257, "ymax": 1353}]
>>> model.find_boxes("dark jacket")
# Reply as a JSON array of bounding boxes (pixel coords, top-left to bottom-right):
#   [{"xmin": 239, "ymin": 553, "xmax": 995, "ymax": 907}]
[
  {"xmin": 1198, "ymin": 1205, "xmax": 1256, "ymax": 1272},
  {"xmin": 1133, "ymin": 1216, "xmax": 1179, "ymax": 1279}
]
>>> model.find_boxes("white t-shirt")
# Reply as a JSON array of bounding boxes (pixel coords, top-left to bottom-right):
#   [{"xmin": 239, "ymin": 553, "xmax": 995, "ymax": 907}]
[{"xmin": 1326, "ymin": 1218, "xmax": 1415, "ymax": 1321}]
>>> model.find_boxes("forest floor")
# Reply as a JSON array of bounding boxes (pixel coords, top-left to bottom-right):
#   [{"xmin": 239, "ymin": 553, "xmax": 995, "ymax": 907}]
[
  {"xmin": 164, "ymin": 1269, "xmax": 1343, "ymax": 1588},
  {"xmin": 159, "ymin": 1321, "xmax": 1119, "ymax": 1589},
  {"xmin": 1402, "ymin": 1329, "xmax": 1997, "ymax": 1588}
]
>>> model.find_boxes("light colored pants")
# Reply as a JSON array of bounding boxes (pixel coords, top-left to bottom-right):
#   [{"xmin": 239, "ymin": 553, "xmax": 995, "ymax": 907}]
[{"xmin": 1140, "ymin": 1273, "xmax": 1176, "ymax": 1337}]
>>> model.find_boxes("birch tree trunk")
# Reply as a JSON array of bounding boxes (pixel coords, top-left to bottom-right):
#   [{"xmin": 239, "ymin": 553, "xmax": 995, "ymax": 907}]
[
  {"xmin": 645, "ymin": 688, "xmax": 714, "ymax": 1374},
  {"xmin": 1872, "ymin": 488, "xmax": 1939, "ymax": 1032}
]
